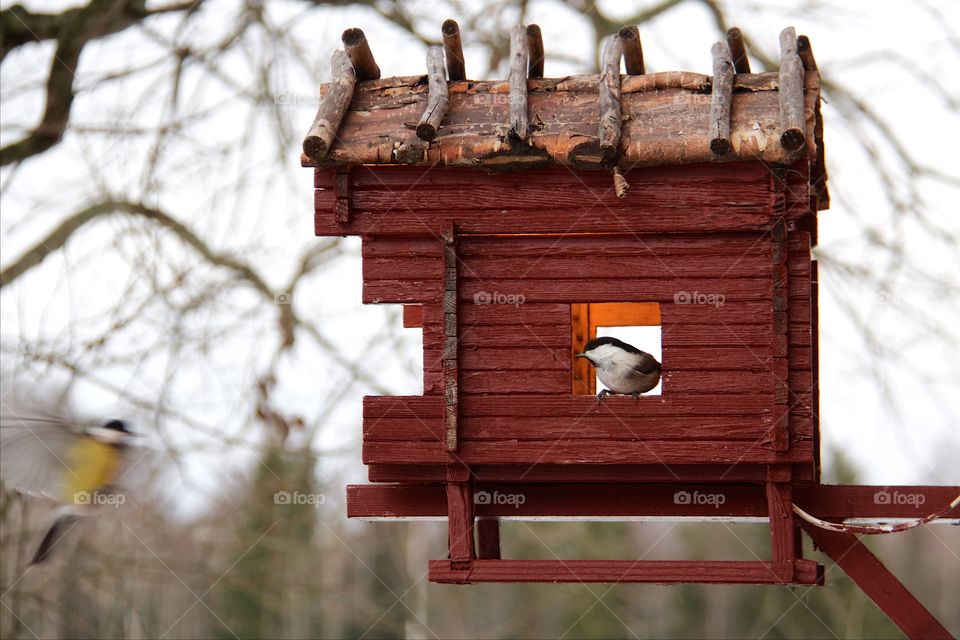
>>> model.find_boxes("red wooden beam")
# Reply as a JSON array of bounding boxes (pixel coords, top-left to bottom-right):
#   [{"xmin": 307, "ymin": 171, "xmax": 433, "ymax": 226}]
[
  {"xmin": 429, "ymin": 559, "xmax": 823, "ymax": 585},
  {"xmin": 347, "ymin": 483, "xmax": 960, "ymax": 520},
  {"xmin": 799, "ymin": 522, "xmax": 953, "ymax": 640}
]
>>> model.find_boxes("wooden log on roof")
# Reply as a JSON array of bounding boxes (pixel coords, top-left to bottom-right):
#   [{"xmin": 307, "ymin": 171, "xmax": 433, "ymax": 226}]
[
  {"xmin": 341, "ymin": 28, "xmax": 380, "ymax": 81},
  {"xmin": 508, "ymin": 24, "xmax": 530, "ymax": 141},
  {"xmin": 416, "ymin": 46, "xmax": 450, "ymax": 141},
  {"xmin": 302, "ymin": 49, "xmax": 356, "ymax": 162},
  {"xmin": 778, "ymin": 27, "xmax": 806, "ymax": 152},
  {"xmin": 709, "ymin": 41, "xmax": 734, "ymax": 156},
  {"xmin": 618, "ymin": 26, "xmax": 645, "ymax": 75},
  {"xmin": 599, "ymin": 33, "xmax": 624, "ymax": 159},
  {"xmin": 442, "ymin": 19, "xmax": 466, "ymax": 81},
  {"xmin": 726, "ymin": 27, "xmax": 751, "ymax": 74},
  {"xmin": 797, "ymin": 35, "xmax": 818, "ymax": 71},
  {"xmin": 526, "ymin": 24, "xmax": 544, "ymax": 78}
]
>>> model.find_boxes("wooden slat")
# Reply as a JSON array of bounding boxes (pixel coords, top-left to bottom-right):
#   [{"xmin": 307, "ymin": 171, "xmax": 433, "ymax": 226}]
[
  {"xmin": 800, "ymin": 523, "xmax": 952, "ymax": 639},
  {"xmin": 362, "ymin": 439, "xmax": 813, "ymax": 466},
  {"xmin": 429, "ymin": 559, "xmax": 822, "ymax": 584},
  {"xmin": 368, "ymin": 463, "xmax": 776, "ymax": 484},
  {"xmin": 441, "ymin": 19, "xmax": 466, "ymax": 81},
  {"xmin": 349, "ymin": 483, "xmax": 960, "ymax": 519},
  {"xmin": 446, "ymin": 481, "xmax": 475, "ymax": 562},
  {"xmin": 476, "ymin": 519, "xmax": 501, "ymax": 559}
]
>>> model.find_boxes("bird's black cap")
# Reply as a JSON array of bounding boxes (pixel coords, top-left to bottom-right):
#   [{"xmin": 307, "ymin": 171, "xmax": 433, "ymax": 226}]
[
  {"xmin": 102, "ymin": 419, "xmax": 132, "ymax": 433},
  {"xmin": 582, "ymin": 336, "xmax": 645, "ymax": 355}
]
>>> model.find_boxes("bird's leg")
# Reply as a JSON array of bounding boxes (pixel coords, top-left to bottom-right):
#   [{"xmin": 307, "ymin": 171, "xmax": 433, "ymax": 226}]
[
  {"xmin": 596, "ymin": 389, "xmax": 611, "ymax": 403},
  {"xmin": 631, "ymin": 391, "xmax": 641, "ymax": 403}
]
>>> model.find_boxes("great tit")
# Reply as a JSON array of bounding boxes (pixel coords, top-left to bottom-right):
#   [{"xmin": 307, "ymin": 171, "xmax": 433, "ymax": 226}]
[{"xmin": 1, "ymin": 385, "xmax": 141, "ymax": 564}]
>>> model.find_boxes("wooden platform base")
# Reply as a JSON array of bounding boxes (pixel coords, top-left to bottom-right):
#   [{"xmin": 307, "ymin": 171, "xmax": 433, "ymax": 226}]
[{"xmin": 429, "ymin": 559, "xmax": 824, "ymax": 585}]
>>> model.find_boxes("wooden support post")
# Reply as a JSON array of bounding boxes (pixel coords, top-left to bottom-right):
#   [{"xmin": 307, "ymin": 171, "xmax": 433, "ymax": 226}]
[
  {"xmin": 797, "ymin": 35, "xmax": 818, "ymax": 71},
  {"xmin": 477, "ymin": 518, "xmax": 501, "ymax": 560},
  {"xmin": 302, "ymin": 49, "xmax": 356, "ymax": 162},
  {"xmin": 441, "ymin": 19, "xmax": 466, "ymax": 81},
  {"xmin": 441, "ymin": 224, "xmax": 459, "ymax": 452},
  {"xmin": 416, "ymin": 46, "xmax": 450, "ymax": 142},
  {"xmin": 726, "ymin": 27, "xmax": 751, "ymax": 74},
  {"xmin": 778, "ymin": 27, "xmax": 806, "ymax": 152},
  {"xmin": 766, "ymin": 466, "xmax": 797, "ymax": 583},
  {"xmin": 618, "ymin": 26, "xmax": 644, "ymax": 75},
  {"xmin": 599, "ymin": 33, "xmax": 624, "ymax": 160},
  {"xmin": 770, "ymin": 170, "xmax": 790, "ymax": 451},
  {"xmin": 508, "ymin": 24, "xmax": 530, "ymax": 141},
  {"xmin": 341, "ymin": 28, "xmax": 380, "ymax": 81},
  {"xmin": 333, "ymin": 169, "xmax": 350, "ymax": 225},
  {"xmin": 526, "ymin": 24, "xmax": 544, "ymax": 78},
  {"xmin": 709, "ymin": 41, "xmax": 734, "ymax": 156},
  {"xmin": 445, "ymin": 472, "xmax": 475, "ymax": 565},
  {"xmin": 799, "ymin": 522, "xmax": 953, "ymax": 640}
]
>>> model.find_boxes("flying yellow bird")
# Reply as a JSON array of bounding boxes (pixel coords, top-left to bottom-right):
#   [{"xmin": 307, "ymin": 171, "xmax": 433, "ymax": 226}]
[{"xmin": 1, "ymin": 382, "xmax": 141, "ymax": 564}]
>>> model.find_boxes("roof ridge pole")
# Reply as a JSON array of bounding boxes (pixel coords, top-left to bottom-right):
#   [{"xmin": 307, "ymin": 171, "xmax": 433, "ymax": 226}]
[
  {"xmin": 416, "ymin": 45, "xmax": 450, "ymax": 141},
  {"xmin": 508, "ymin": 24, "xmax": 530, "ymax": 141},
  {"xmin": 726, "ymin": 27, "xmax": 751, "ymax": 74},
  {"xmin": 442, "ymin": 19, "xmax": 466, "ymax": 81},
  {"xmin": 302, "ymin": 49, "xmax": 356, "ymax": 162},
  {"xmin": 598, "ymin": 32, "xmax": 625, "ymax": 161},
  {"xmin": 526, "ymin": 24, "xmax": 544, "ymax": 78},
  {"xmin": 341, "ymin": 27, "xmax": 381, "ymax": 81},
  {"xmin": 618, "ymin": 26, "xmax": 644, "ymax": 75},
  {"xmin": 778, "ymin": 26, "xmax": 806, "ymax": 152},
  {"xmin": 709, "ymin": 40, "xmax": 734, "ymax": 156}
]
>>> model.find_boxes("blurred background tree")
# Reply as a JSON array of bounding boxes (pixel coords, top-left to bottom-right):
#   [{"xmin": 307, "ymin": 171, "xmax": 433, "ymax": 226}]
[{"xmin": 1, "ymin": 0, "xmax": 957, "ymax": 638}]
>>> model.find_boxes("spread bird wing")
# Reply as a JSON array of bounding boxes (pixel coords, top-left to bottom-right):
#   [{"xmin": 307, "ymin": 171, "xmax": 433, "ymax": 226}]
[
  {"xmin": 632, "ymin": 352, "xmax": 661, "ymax": 375},
  {"xmin": 0, "ymin": 386, "xmax": 84, "ymax": 500}
]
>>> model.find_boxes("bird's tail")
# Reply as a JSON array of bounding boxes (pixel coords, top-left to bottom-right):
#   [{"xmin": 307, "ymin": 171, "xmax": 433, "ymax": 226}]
[{"xmin": 31, "ymin": 513, "xmax": 81, "ymax": 565}]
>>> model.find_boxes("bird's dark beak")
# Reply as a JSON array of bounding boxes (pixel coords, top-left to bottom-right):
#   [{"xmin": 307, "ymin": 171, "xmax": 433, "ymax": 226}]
[{"xmin": 575, "ymin": 352, "xmax": 587, "ymax": 359}]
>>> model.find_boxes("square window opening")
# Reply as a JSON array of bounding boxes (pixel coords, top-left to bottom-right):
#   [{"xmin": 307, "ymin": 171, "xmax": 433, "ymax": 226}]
[{"xmin": 572, "ymin": 302, "xmax": 662, "ymax": 397}]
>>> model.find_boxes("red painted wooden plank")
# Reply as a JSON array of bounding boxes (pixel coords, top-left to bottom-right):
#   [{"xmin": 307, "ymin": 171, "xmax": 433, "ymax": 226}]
[
  {"xmin": 428, "ymin": 559, "xmax": 822, "ymax": 584},
  {"xmin": 766, "ymin": 479, "xmax": 798, "ymax": 582},
  {"xmin": 365, "ymin": 415, "xmax": 775, "ymax": 442},
  {"xmin": 458, "ymin": 234, "xmax": 771, "ymax": 257},
  {"xmin": 364, "ymin": 394, "xmax": 776, "ymax": 419},
  {"xmin": 347, "ymin": 162, "xmax": 775, "ymax": 189},
  {"xmin": 460, "ymin": 303, "xmax": 570, "ymax": 326},
  {"xmin": 663, "ymin": 346, "xmax": 810, "ymax": 371},
  {"xmin": 350, "ymin": 179, "xmax": 773, "ymax": 213},
  {"xmin": 460, "ymin": 369, "xmax": 570, "ymax": 394},
  {"xmin": 458, "ymin": 254, "xmax": 772, "ymax": 280},
  {"xmin": 461, "ymin": 347, "xmax": 570, "ymax": 371},
  {"xmin": 362, "ymin": 236, "xmax": 444, "ymax": 258},
  {"xmin": 368, "ymin": 463, "xmax": 774, "ymax": 484},
  {"xmin": 402, "ymin": 305, "xmax": 423, "ymax": 328},
  {"xmin": 362, "ymin": 439, "xmax": 813, "ymax": 466},
  {"xmin": 799, "ymin": 523, "xmax": 953, "ymax": 640},
  {"xmin": 476, "ymin": 519, "xmax": 501, "ymax": 560},
  {"xmin": 318, "ymin": 208, "xmax": 774, "ymax": 236},
  {"xmin": 446, "ymin": 481, "xmax": 475, "ymax": 562}
]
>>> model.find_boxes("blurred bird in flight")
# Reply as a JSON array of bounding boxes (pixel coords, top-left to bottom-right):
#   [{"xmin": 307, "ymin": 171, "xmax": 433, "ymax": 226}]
[{"xmin": 1, "ymin": 378, "xmax": 142, "ymax": 564}]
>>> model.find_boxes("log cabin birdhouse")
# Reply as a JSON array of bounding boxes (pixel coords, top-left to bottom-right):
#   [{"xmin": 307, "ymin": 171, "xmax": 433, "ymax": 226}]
[{"xmin": 303, "ymin": 22, "xmax": 832, "ymax": 585}]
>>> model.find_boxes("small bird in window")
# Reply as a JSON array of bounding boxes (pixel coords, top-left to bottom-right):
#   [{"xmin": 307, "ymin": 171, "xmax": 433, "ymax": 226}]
[
  {"xmin": 575, "ymin": 337, "xmax": 661, "ymax": 401},
  {"xmin": 1, "ymin": 382, "xmax": 143, "ymax": 564}
]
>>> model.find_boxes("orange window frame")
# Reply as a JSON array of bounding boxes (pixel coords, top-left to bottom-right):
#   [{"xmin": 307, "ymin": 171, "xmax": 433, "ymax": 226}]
[{"xmin": 571, "ymin": 302, "xmax": 661, "ymax": 395}]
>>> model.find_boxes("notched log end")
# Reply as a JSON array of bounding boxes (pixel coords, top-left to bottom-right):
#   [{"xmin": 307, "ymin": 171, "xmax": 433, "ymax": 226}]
[
  {"xmin": 710, "ymin": 138, "xmax": 732, "ymax": 156},
  {"xmin": 416, "ymin": 123, "xmax": 438, "ymax": 141},
  {"xmin": 780, "ymin": 128, "xmax": 805, "ymax": 152},
  {"xmin": 303, "ymin": 136, "xmax": 326, "ymax": 162}
]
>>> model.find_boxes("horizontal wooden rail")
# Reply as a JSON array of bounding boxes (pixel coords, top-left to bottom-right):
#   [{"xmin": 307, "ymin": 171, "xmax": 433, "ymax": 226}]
[
  {"xmin": 429, "ymin": 559, "xmax": 823, "ymax": 584},
  {"xmin": 348, "ymin": 483, "xmax": 960, "ymax": 521}
]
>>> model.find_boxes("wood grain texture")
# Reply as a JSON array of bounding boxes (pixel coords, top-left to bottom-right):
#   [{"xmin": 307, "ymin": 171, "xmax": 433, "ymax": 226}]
[
  {"xmin": 709, "ymin": 41, "xmax": 734, "ymax": 156},
  {"xmin": 508, "ymin": 24, "xmax": 529, "ymax": 141},
  {"xmin": 441, "ymin": 19, "xmax": 465, "ymax": 81},
  {"xmin": 799, "ymin": 522, "xmax": 953, "ymax": 639},
  {"xmin": 599, "ymin": 33, "xmax": 624, "ymax": 157},
  {"xmin": 302, "ymin": 50, "xmax": 356, "ymax": 162},
  {"xmin": 429, "ymin": 559, "xmax": 822, "ymax": 584},
  {"xmin": 416, "ymin": 46, "xmax": 450, "ymax": 142}
]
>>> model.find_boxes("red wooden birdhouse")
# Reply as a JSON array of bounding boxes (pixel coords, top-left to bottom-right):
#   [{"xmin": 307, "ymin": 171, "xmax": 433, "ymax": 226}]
[{"xmin": 301, "ymin": 22, "xmax": 958, "ymax": 635}]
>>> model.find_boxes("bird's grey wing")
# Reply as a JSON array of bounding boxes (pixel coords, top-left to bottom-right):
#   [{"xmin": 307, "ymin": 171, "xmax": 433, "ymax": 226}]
[
  {"xmin": 631, "ymin": 352, "xmax": 661, "ymax": 375},
  {"xmin": 0, "ymin": 410, "xmax": 81, "ymax": 499}
]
